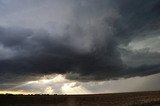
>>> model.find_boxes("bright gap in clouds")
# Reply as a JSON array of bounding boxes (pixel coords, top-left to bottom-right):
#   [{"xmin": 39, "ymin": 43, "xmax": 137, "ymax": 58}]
[
  {"xmin": 61, "ymin": 82, "xmax": 91, "ymax": 94},
  {"xmin": 7, "ymin": 74, "xmax": 92, "ymax": 95},
  {"xmin": 1, "ymin": 73, "xmax": 160, "ymax": 95}
]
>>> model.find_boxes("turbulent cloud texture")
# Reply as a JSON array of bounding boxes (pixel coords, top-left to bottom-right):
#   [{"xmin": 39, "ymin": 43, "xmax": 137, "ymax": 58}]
[{"xmin": 0, "ymin": 0, "xmax": 160, "ymax": 83}]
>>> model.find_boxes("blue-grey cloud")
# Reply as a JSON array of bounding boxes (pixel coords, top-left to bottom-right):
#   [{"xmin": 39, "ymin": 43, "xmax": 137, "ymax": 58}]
[{"xmin": 0, "ymin": 0, "xmax": 160, "ymax": 83}]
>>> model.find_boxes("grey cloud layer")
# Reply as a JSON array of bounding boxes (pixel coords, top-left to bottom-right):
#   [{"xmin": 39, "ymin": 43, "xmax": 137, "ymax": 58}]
[{"xmin": 0, "ymin": 0, "xmax": 160, "ymax": 82}]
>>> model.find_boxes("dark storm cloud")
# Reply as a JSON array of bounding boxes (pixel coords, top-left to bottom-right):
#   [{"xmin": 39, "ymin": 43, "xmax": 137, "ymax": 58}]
[
  {"xmin": 0, "ymin": 26, "xmax": 124, "ymax": 80},
  {"xmin": 0, "ymin": 0, "xmax": 160, "ymax": 82}
]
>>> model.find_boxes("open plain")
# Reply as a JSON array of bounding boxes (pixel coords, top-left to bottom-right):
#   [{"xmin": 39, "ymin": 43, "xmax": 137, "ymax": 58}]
[{"xmin": 0, "ymin": 91, "xmax": 160, "ymax": 106}]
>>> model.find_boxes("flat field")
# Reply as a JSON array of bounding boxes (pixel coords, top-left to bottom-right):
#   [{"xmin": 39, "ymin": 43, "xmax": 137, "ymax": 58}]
[{"xmin": 0, "ymin": 91, "xmax": 160, "ymax": 106}]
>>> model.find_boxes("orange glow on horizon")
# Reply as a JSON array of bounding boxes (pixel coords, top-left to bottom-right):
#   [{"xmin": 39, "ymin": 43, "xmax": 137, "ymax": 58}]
[{"xmin": 0, "ymin": 90, "xmax": 35, "ymax": 95}]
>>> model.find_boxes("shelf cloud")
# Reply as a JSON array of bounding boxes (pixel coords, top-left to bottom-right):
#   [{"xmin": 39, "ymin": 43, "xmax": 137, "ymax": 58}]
[{"xmin": 0, "ymin": 0, "xmax": 160, "ymax": 84}]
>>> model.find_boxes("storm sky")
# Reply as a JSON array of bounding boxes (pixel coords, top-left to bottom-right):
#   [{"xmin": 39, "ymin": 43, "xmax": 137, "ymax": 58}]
[{"xmin": 0, "ymin": 0, "xmax": 160, "ymax": 94}]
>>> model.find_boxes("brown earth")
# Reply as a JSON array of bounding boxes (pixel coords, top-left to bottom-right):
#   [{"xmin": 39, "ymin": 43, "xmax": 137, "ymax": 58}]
[{"xmin": 0, "ymin": 91, "xmax": 160, "ymax": 106}]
